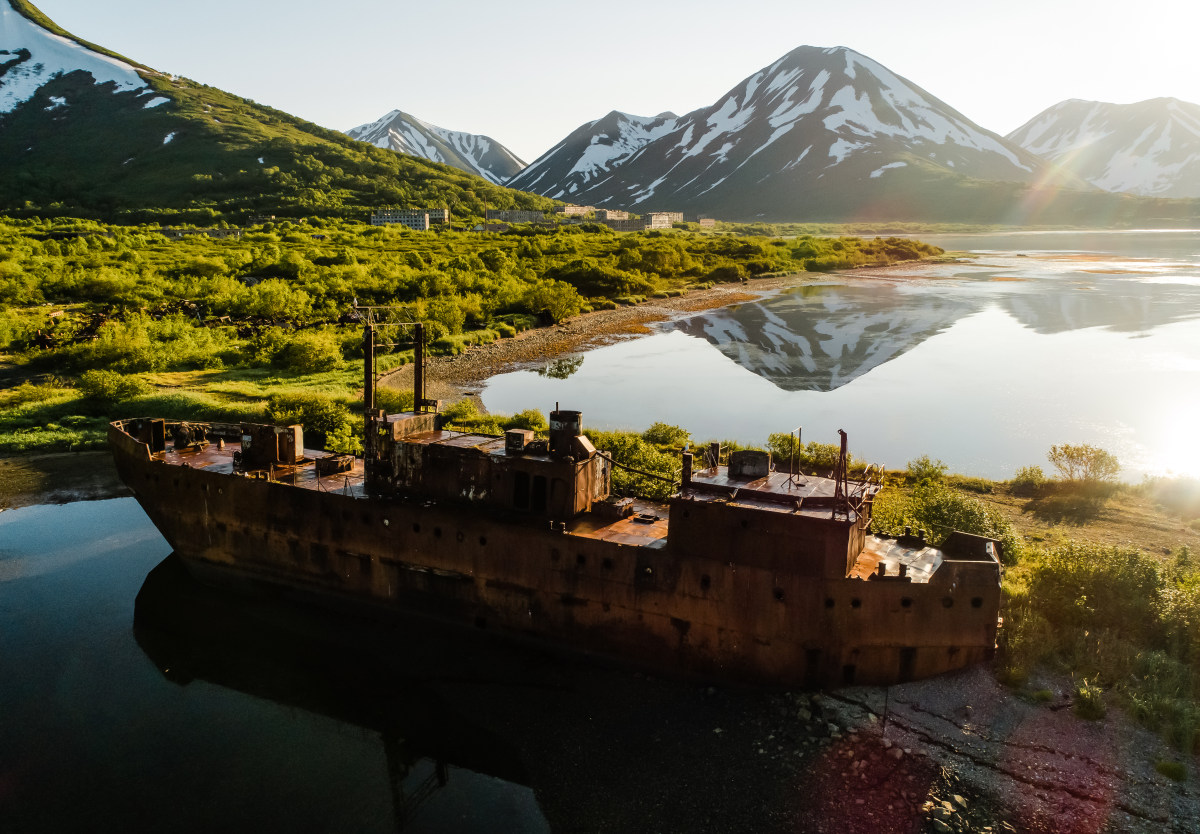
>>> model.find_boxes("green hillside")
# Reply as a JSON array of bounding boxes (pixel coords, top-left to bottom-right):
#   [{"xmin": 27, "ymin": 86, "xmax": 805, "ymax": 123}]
[{"xmin": 0, "ymin": 1, "xmax": 554, "ymax": 223}]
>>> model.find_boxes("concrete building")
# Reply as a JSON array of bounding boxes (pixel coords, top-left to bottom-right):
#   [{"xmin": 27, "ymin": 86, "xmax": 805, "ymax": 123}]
[
  {"xmin": 370, "ymin": 210, "xmax": 430, "ymax": 231},
  {"xmin": 595, "ymin": 209, "xmax": 630, "ymax": 221},
  {"xmin": 485, "ymin": 209, "xmax": 545, "ymax": 224},
  {"xmin": 553, "ymin": 205, "xmax": 593, "ymax": 216}
]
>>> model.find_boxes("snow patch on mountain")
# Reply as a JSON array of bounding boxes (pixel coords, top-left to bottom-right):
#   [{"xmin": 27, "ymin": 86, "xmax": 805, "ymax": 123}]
[
  {"xmin": 1, "ymin": 3, "xmax": 148, "ymax": 114},
  {"xmin": 1009, "ymin": 98, "xmax": 1200, "ymax": 197},
  {"xmin": 142, "ymin": 96, "xmax": 170, "ymax": 109}
]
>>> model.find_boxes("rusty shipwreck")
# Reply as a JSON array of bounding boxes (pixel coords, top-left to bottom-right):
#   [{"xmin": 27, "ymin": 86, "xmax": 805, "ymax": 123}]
[{"xmin": 109, "ymin": 322, "xmax": 1002, "ymax": 688}]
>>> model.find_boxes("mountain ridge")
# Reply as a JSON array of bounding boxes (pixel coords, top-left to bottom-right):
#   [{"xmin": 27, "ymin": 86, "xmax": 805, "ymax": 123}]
[
  {"xmin": 1006, "ymin": 97, "xmax": 1200, "ymax": 199},
  {"xmin": 346, "ymin": 109, "xmax": 526, "ymax": 185},
  {"xmin": 0, "ymin": 0, "xmax": 553, "ymax": 220}
]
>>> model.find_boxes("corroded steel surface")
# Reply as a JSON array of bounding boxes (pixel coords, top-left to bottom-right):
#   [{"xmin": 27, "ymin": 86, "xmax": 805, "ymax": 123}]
[{"xmin": 110, "ymin": 417, "xmax": 1002, "ymax": 687}]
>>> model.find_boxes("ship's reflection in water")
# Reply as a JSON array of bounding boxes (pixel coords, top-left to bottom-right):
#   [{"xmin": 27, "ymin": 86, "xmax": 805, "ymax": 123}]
[
  {"xmin": 134, "ymin": 555, "xmax": 547, "ymax": 832},
  {"xmin": 131, "ymin": 554, "xmax": 808, "ymax": 833}
]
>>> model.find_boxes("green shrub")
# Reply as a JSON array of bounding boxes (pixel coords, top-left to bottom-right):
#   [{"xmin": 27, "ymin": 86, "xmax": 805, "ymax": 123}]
[
  {"xmin": 266, "ymin": 392, "xmax": 353, "ymax": 449},
  {"xmin": 1073, "ymin": 679, "xmax": 1107, "ymax": 720},
  {"xmin": 77, "ymin": 369, "xmax": 150, "ymax": 406},
  {"xmin": 274, "ymin": 329, "xmax": 346, "ymax": 373},
  {"xmin": 907, "ymin": 454, "xmax": 947, "ymax": 482},
  {"xmin": 1012, "ymin": 465, "xmax": 1047, "ymax": 496},
  {"xmin": 1156, "ymin": 760, "xmax": 1188, "ymax": 781},
  {"xmin": 642, "ymin": 422, "xmax": 691, "ymax": 451}
]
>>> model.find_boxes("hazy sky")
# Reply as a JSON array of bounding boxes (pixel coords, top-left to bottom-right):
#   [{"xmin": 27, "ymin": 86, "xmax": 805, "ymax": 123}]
[{"xmin": 29, "ymin": 0, "xmax": 1199, "ymax": 163}]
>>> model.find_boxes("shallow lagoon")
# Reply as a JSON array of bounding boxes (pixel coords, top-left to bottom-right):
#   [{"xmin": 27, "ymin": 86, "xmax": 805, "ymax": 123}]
[{"xmin": 481, "ymin": 230, "xmax": 1200, "ymax": 480}]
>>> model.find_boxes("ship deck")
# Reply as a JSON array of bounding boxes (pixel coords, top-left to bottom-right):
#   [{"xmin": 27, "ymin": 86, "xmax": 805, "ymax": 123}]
[{"xmin": 155, "ymin": 442, "xmax": 370, "ymax": 499}]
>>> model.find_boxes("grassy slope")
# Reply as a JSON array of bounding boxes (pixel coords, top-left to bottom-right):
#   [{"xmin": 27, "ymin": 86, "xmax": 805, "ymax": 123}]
[{"xmin": 1, "ymin": 2, "xmax": 556, "ymax": 220}]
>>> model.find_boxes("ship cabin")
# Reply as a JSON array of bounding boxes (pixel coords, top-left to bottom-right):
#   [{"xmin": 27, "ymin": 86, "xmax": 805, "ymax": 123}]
[{"xmin": 366, "ymin": 408, "xmax": 611, "ymax": 520}]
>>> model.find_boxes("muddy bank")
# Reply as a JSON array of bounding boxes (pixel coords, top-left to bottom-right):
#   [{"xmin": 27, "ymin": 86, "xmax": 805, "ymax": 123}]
[
  {"xmin": 0, "ymin": 451, "xmax": 128, "ymax": 511},
  {"xmin": 378, "ymin": 274, "xmax": 804, "ymax": 402}
]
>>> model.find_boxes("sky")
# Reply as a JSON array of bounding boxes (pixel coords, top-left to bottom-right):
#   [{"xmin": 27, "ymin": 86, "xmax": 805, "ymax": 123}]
[{"xmin": 27, "ymin": 0, "xmax": 1200, "ymax": 164}]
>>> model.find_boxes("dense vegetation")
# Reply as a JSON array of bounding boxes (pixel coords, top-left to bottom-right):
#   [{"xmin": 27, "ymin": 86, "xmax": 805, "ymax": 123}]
[{"xmin": 0, "ymin": 215, "xmax": 941, "ymax": 452}]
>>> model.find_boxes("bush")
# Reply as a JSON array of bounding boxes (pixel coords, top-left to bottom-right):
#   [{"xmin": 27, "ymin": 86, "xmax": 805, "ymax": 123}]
[
  {"xmin": 1012, "ymin": 465, "xmax": 1047, "ymax": 496},
  {"xmin": 274, "ymin": 330, "xmax": 346, "ymax": 373},
  {"xmin": 77, "ymin": 369, "xmax": 150, "ymax": 407},
  {"xmin": 1073, "ymin": 679, "xmax": 1107, "ymax": 720},
  {"xmin": 266, "ymin": 392, "xmax": 354, "ymax": 449},
  {"xmin": 907, "ymin": 454, "xmax": 947, "ymax": 482},
  {"xmin": 642, "ymin": 422, "xmax": 691, "ymax": 451}
]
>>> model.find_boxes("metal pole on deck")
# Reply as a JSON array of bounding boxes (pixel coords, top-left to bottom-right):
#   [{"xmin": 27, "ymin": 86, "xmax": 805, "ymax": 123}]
[
  {"xmin": 414, "ymin": 322, "xmax": 425, "ymax": 413},
  {"xmin": 364, "ymin": 323, "xmax": 375, "ymax": 465}
]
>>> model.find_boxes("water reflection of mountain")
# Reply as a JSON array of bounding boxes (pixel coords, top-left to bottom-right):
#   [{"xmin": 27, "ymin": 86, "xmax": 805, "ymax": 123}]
[
  {"xmin": 671, "ymin": 285, "xmax": 976, "ymax": 392},
  {"xmin": 999, "ymin": 277, "xmax": 1200, "ymax": 335},
  {"xmin": 672, "ymin": 277, "xmax": 1200, "ymax": 392},
  {"xmin": 133, "ymin": 555, "xmax": 818, "ymax": 833}
]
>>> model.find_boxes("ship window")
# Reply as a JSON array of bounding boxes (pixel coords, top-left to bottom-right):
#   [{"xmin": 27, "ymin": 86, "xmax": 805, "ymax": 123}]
[
  {"xmin": 971, "ymin": 597, "xmax": 983, "ymax": 608},
  {"xmin": 513, "ymin": 471, "xmax": 531, "ymax": 510},
  {"xmin": 942, "ymin": 597, "xmax": 954, "ymax": 608},
  {"xmin": 362, "ymin": 513, "xmax": 372, "ymax": 525},
  {"xmin": 479, "ymin": 536, "xmax": 488, "ymax": 546},
  {"xmin": 700, "ymin": 574, "xmax": 711, "ymax": 591},
  {"xmin": 434, "ymin": 527, "xmax": 442, "ymax": 539},
  {"xmin": 412, "ymin": 523, "xmax": 421, "ymax": 534},
  {"xmin": 901, "ymin": 597, "xmax": 913, "ymax": 608},
  {"xmin": 825, "ymin": 598, "xmax": 835, "ymax": 608},
  {"xmin": 576, "ymin": 553, "xmax": 586, "ymax": 566},
  {"xmin": 773, "ymin": 587, "xmax": 785, "ymax": 602},
  {"xmin": 532, "ymin": 476, "xmax": 548, "ymax": 514},
  {"xmin": 456, "ymin": 531, "xmax": 464, "ymax": 543},
  {"xmin": 842, "ymin": 664, "xmax": 857, "ymax": 686},
  {"xmin": 602, "ymin": 558, "xmax": 614, "ymax": 571},
  {"xmin": 850, "ymin": 598, "xmax": 862, "ymax": 609}
]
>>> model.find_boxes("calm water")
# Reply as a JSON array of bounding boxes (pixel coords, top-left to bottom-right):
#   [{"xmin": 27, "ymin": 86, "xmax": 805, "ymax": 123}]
[
  {"xmin": 481, "ymin": 230, "xmax": 1200, "ymax": 479},
  {"xmin": 0, "ymin": 499, "xmax": 804, "ymax": 833},
  {"xmin": 0, "ymin": 499, "xmax": 549, "ymax": 833}
]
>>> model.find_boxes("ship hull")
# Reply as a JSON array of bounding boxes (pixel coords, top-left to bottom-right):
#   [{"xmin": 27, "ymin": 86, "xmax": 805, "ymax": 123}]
[{"xmin": 111, "ymin": 422, "xmax": 1000, "ymax": 687}]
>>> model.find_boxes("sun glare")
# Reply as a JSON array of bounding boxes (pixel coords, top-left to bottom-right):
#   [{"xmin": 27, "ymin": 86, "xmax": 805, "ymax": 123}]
[{"xmin": 1148, "ymin": 398, "xmax": 1200, "ymax": 479}]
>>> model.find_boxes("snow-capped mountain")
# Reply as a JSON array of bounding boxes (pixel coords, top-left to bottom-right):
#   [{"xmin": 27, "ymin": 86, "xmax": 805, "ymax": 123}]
[
  {"xmin": 1007, "ymin": 98, "xmax": 1200, "ymax": 198},
  {"xmin": 346, "ymin": 110, "xmax": 526, "ymax": 184},
  {"xmin": 511, "ymin": 45, "xmax": 1072, "ymax": 221},
  {"xmin": 1, "ymin": 0, "xmax": 153, "ymax": 112},
  {"xmin": 507, "ymin": 110, "xmax": 678, "ymax": 198}
]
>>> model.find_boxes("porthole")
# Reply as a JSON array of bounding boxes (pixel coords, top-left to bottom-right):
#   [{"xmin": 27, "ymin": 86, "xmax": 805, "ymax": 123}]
[
  {"xmin": 412, "ymin": 523, "xmax": 421, "ymax": 534},
  {"xmin": 456, "ymin": 531, "xmax": 464, "ymax": 543},
  {"xmin": 479, "ymin": 536, "xmax": 488, "ymax": 546},
  {"xmin": 602, "ymin": 558, "xmax": 614, "ymax": 571},
  {"xmin": 901, "ymin": 597, "xmax": 913, "ymax": 608},
  {"xmin": 576, "ymin": 553, "xmax": 586, "ymax": 566},
  {"xmin": 700, "ymin": 574, "xmax": 712, "ymax": 592},
  {"xmin": 773, "ymin": 587, "xmax": 785, "ymax": 602},
  {"xmin": 942, "ymin": 597, "xmax": 955, "ymax": 609},
  {"xmin": 433, "ymin": 527, "xmax": 442, "ymax": 538},
  {"xmin": 825, "ymin": 598, "xmax": 835, "ymax": 609},
  {"xmin": 850, "ymin": 598, "xmax": 862, "ymax": 609},
  {"xmin": 971, "ymin": 597, "xmax": 984, "ymax": 609}
]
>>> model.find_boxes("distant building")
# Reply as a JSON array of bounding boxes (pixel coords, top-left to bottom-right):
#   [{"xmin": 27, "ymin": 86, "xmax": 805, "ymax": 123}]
[
  {"xmin": 485, "ymin": 209, "xmax": 545, "ymax": 223},
  {"xmin": 595, "ymin": 209, "xmax": 629, "ymax": 221},
  {"xmin": 473, "ymin": 222, "xmax": 512, "ymax": 232},
  {"xmin": 552, "ymin": 204, "xmax": 593, "ymax": 216},
  {"xmin": 370, "ymin": 209, "xmax": 430, "ymax": 231},
  {"xmin": 599, "ymin": 211, "xmax": 685, "ymax": 232},
  {"xmin": 426, "ymin": 208, "xmax": 451, "ymax": 224},
  {"xmin": 697, "ymin": 217, "xmax": 716, "ymax": 228}
]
